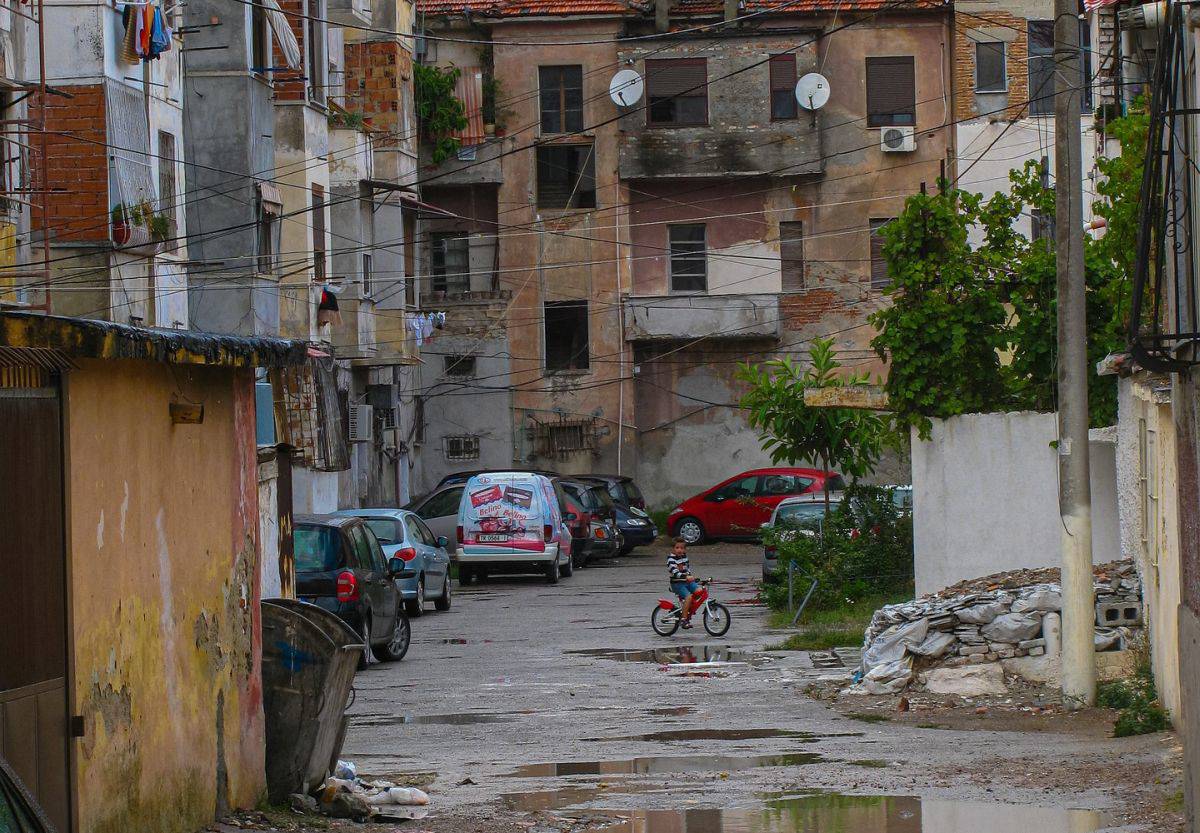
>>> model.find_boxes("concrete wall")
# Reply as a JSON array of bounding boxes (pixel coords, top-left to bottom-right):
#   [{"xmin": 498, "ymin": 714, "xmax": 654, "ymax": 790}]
[
  {"xmin": 912, "ymin": 411, "xmax": 1119, "ymax": 595},
  {"xmin": 66, "ymin": 359, "xmax": 265, "ymax": 833},
  {"xmin": 292, "ymin": 467, "xmax": 340, "ymax": 513}
]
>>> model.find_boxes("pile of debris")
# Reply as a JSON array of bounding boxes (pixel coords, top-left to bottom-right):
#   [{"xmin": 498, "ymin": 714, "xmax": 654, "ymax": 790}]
[
  {"xmin": 289, "ymin": 761, "xmax": 431, "ymax": 823},
  {"xmin": 853, "ymin": 561, "xmax": 1142, "ymax": 695}
]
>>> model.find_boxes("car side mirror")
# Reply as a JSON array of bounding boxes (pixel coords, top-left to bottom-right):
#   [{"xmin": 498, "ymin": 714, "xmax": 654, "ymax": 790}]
[
  {"xmin": 388, "ymin": 557, "xmax": 405, "ymax": 575},
  {"xmin": 436, "ymin": 535, "xmax": 449, "ymax": 548}
]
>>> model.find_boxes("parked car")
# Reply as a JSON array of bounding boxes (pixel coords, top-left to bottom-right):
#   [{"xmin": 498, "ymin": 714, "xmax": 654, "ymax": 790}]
[
  {"xmin": 584, "ymin": 473, "xmax": 647, "ymax": 511},
  {"xmin": 456, "ymin": 471, "xmax": 573, "ymax": 584},
  {"xmin": 557, "ymin": 478, "xmax": 621, "ymax": 565},
  {"xmin": 334, "ymin": 508, "xmax": 453, "ymax": 616},
  {"xmin": 432, "ymin": 468, "xmax": 559, "ymax": 493},
  {"xmin": 577, "ymin": 475, "xmax": 656, "ymax": 553},
  {"xmin": 760, "ymin": 493, "xmax": 844, "ymax": 582},
  {"xmin": 294, "ymin": 514, "xmax": 413, "ymax": 665},
  {"xmin": 406, "ymin": 483, "xmax": 464, "ymax": 546},
  {"xmin": 667, "ymin": 467, "xmax": 845, "ymax": 545}
]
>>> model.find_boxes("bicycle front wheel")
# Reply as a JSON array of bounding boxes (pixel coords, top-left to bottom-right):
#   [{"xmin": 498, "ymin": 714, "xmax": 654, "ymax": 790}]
[
  {"xmin": 651, "ymin": 606, "xmax": 680, "ymax": 637},
  {"xmin": 703, "ymin": 602, "xmax": 731, "ymax": 637}
]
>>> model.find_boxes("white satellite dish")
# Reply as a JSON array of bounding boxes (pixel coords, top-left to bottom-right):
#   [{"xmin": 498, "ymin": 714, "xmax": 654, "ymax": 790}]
[
  {"xmin": 609, "ymin": 69, "xmax": 645, "ymax": 107},
  {"xmin": 795, "ymin": 72, "xmax": 831, "ymax": 111}
]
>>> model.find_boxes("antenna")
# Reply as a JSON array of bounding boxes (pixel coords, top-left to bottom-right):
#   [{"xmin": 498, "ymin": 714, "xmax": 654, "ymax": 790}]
[
  {"xmin": 795, "ymin": 73, "xmax": 831, "ymax": 111},
  {"xmin": 609, "ymin": 69, "xmax": 645, "ymax": 107}
]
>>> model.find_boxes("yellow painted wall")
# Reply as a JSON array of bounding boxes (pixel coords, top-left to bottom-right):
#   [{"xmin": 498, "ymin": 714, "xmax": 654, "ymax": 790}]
[{"xmin": 66, "ymin": 358, "xmax": 266, "ymax": 833}]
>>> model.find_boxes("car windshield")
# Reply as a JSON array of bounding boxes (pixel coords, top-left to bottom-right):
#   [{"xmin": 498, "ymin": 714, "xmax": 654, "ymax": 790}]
[
  {"xmin": 622, "ymin": 480, "xmax": 645, "ymax": 504},
  {"xmin": 362, "ymin": 518, "xmax": 400, "ymax": 544},
  {"xmin": 775, "ymin": 503, "xmax": 832, "ymax": 524},
  {"xmin": 295, "ymin": 526, "xmax": 342, "ymax": 572},
  {"xmin": 588, "ymin": 486, "xmax": 616, "ymax": 511}
]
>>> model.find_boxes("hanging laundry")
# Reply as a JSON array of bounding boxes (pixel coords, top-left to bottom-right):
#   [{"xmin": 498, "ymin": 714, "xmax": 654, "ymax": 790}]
[
  {"xmin": 119, "ymin": 5, "xmax": 140, "ymax": 63},
  {"xmin": 420, "ymin": 314, "xmax": 434, "ymax": 342},
  {"xmin": 407, "ymin": 313, "xmax": 425, "ymax": 347},
  {"xmin": 317, "ymin": 285, "xmax": 341, "ymax": 328},
  {"xmin": 433, "ymin": 312, "xmax": 447, "ymax": 330},
  {"xmin": 148, "ymin": 6, "xmax": 173, "ymax": 60},
  {"xmin": 140, "ymin": 3, "xmax": 153, "ymax": 57}
]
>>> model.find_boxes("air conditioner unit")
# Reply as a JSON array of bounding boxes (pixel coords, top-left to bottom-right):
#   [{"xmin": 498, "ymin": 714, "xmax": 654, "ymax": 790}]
[
  {"xmin": 880, "ymin": 126, "xmax": 915, "ymax": 153},
  {"xmin": 348, "ymin": 403, "xmax": 374, "ymax": 443}
]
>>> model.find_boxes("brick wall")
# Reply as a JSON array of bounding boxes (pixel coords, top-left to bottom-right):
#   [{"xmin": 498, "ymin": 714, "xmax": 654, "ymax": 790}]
[
  {"xmin": 274, "ymin": 0, "xmax": 308, "ymax": 101},
  {"xmin": 344, "ymin": 39, "xmax": 409, "ymax": 147},
  {"xmin": 35, "ymin": 84, "xmax": 109, "ymax": 243},
  {"xmin": 952, "ymin": 11, "xmax": 1029, "ymax": 122}
]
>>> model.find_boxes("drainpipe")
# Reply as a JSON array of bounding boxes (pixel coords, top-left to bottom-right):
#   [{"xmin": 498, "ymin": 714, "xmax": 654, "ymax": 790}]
[{"xmin": 655, "ymin": 0, "xmax": 669, "ymax": 33}]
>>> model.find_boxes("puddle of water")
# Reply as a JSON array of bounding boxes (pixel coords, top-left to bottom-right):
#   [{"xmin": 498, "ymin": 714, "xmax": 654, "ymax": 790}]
[
  {"xmin": 353, "ymin": 712, "xmax": 517, "ymax": 726},
  {"xmin": 569, "ymin": 795, "xmax": 1109, "ymax": 832},
  {"xmin": 582, "ymin": 728, "xmax": 818, "ymax": 743},
  {"xmin": 568, "ymin": 646, "xmax": 762, "ymax": 665},
  {"xmin": 508, "ymin": 752, "xmax": 821, "ymax": 778}
]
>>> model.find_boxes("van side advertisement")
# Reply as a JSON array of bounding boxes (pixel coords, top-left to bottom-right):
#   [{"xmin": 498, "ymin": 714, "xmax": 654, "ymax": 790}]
[{"xmin": 462, "ymin": 475, "xmax": 545, "ymax": 551}]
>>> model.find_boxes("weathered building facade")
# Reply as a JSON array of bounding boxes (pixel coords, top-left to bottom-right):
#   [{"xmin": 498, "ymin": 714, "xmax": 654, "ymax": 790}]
[{"xmin": 416, "ymin": 0, "xmax": 951, "ymax": 504}]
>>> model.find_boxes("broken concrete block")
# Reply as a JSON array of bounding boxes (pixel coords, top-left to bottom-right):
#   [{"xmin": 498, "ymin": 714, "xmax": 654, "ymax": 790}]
[
  {"xmin": 1018, "ymin": 638, "xmax": 1045, "ymax": 650},
  {"xmin": 925, "ymin": 664, "xmax": 1008, "ymax": 696},
  {"xmin": 1028, "ymin": 646, "xmax": 1046, "ymax": 656}
]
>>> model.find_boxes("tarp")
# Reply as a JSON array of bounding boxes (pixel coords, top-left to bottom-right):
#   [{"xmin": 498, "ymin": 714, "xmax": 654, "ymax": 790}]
[
  {"xmin": 452, "ymin": 66, "xmax": 486, "ymax": 146},
  {"xmin": 262, "ymin": 0, "xmax": 302, "ymax": 70}
]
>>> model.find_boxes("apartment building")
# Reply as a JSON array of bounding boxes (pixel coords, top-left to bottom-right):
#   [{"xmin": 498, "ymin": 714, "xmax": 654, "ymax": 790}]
[{"xmin": 416, "ymin": 0, "xmax": 952, "ymax": 501}]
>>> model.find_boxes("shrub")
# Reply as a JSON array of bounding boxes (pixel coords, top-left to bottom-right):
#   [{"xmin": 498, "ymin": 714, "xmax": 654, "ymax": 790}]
[{"xmin": 1099, "ymin": 658, "xmax": 1171, "ymax": 737}]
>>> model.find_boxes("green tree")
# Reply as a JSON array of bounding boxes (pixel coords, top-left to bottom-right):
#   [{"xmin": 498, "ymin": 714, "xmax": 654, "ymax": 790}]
[
  {"xmin": 415, "ymin": 64, "xmax": 468, "ymax": 164},
  {"xmin": 738, "ymin": 338, "xmax": 895, "ymax": 504}
]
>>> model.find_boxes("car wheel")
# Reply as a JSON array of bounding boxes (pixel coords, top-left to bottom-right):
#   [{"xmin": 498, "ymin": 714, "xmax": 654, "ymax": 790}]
[
  {"xmin": 406, "ymin": 576, "xmax": 425, "ymax": 617},
  {"xmin": 545, "ymin": 559, "xmax": 560, "ymax": 584},
  {"xmin": 675, "ymin": 517, "xmax": 706, "ymax": 545},
  {"xmin": 435, "ymin": 574, "xmax": 452, "ymax": 611},
  {"xmin": 357, "ymin": 615, "xmax": 372, "ymax": 670},
  {"xmin": 373, "ymin": 610, "xmax": 411, "ymax": 662},
  {"xmin": 571, "ymin": 544, "xmax": 585, "ymax": 570},
  {"xmin": 560, "ymin": 549, "xmax": 574, "ymax": 578}
]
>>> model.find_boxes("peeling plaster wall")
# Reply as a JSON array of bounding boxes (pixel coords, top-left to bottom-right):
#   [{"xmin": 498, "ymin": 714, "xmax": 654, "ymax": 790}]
[{"xmin": 66, "ymin": 359, "xmax": 265, "ymax": 833}]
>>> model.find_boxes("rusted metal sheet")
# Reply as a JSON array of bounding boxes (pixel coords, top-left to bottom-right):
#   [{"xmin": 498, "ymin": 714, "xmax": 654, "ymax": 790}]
[
  {"xmin": 276, "ymin": 358, "xmax": 350, "ymax": 472},
  {"xmin": 802, "ymin": 385, "xmax": 890, "ymax": 410},
  {"xmin": 0, "ymin": 311, "xmax": 308, "ymax": 368}
]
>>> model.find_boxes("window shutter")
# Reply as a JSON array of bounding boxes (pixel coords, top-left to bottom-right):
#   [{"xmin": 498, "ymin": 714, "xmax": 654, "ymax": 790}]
[
  {"xmin": 646, "ymin": 58, "xmax": 707, "ymax": 97},
  {"xmin": 769, "ymin": 54, "xmax": 796, "ymax": 92},
  {"xmin": 780, "ymin": 221, "xmax": 804, "ymax": 291},
  {"xmin": 870, "ymin": 219, "xmax": 892, "ymax": 289},
  {"xmin": 866, "ymin": 56, "xmax": 915, "ymax": 123}
]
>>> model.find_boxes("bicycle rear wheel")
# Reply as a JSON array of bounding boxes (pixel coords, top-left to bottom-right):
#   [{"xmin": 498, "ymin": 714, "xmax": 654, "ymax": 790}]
[
  {"xmin": 703, "ymin": 602, "xmax": 731, "ymax": 636},
  {"xmin": 651, "ymin": 606, "xmax": 680, "ymax": 636}
]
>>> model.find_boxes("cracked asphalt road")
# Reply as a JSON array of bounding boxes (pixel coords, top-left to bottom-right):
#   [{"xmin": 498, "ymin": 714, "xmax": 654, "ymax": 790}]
[{"xmin": 335, "ymin": 544, "xmax": 1183, "ymax": 832}]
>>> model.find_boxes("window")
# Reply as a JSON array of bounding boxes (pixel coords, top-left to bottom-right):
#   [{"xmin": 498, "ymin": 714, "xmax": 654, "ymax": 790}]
[
  {"xmin": 251, "ymin": 0, "xmax": 270, "ymax": 72},
  {"xmin": 975, "ymin": 40, "xmax": 1006, "ymax": 93},
  {"xmin": 431, "ymin": 232, "xmax": 469, "ymax": 294},
  {"xmin": 770, "ymin": 54, "xmax": 797, "ymax": 120},
  {"xmin": 363, "ymin": 518, "xmax": 401, "ymax": 545},
  {"xmin": 311, "ymin": 184, "xmax": 326, "ymax": 282},
  {"xmin": 536, "ymin": 144, "xmax": 595, "ymax": 209},
  {"xmin": 709, "ymin": 476, "xmax": 759, "ymax": 501},
  {"xmin": 870, "ymin": 218, "xmax": 893, "ymax": 289},
  {"xmin": 544, "ymin": 300, "xmax": 589, "ymax": 371},
  {"xmin": 256, "ymin": 193, "xmax": 280, "ymax": 274},
  {"xmin": 417, "ymin": 486, "xmax": 463, "ymax": 520},
  {"xmin": 362, "ymin": 253, "xmax": 373, "ymax": 297},
  {"xmin": 1028, "ymin": 20, "xmax": 1093, "ymax": 117},
  {"xmin": 294, "ymin": 525, "xmax": 343, "ymax": 571},
  {"xmin": 157, "ymin": 131, "xmax": 177, "ymax": 244},
  {"xmin": 865, "ymin": 56, "xmax": 915, "ymax": 127},
  {"xmin": 760, "ymin": 474, "xmax": 814, "ymax": 496},
  {"xmin": 444, "ymin": 435, "xmax": 480, "ymax": 461},
  {"xmin": 403, "ymin": 515, "xmax": 426, "ymax": 544},
  {"xmin": 414, "ymin": 517, "xmax": 438, "ymax": 546},
  {"xmin": 539, "ymin": 66, "xmax": 583, "ymax": 133},
  {"xmin": 543, "ymin": 422, "xmax": 588, "ymax": 453},
  {"xmin": 306, "ymin": 0, "xmax": 328, "ymax": 104},
  {"xmin": 779, "ymin": 221, "xmax": 805, "ymax": 291},
  {"xmin": 668, "ymin": 224, "xmax": 707, "ymax": 293},
  {"xmin": 443, "ymin": 354, "xmax": 477, "ymax": 377},
  {"xmin": 646, "ymin": 58, "xmax": 707, "ymax": 126}
]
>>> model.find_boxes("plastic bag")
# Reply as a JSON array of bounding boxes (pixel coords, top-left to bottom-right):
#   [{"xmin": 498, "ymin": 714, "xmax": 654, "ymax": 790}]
[
  {"xmin": 333, "ymin": 760, "xmax": 357, "ymax": 781},
  {"xmin": 860, "ymin": 656, "xmax": 913, "ymax": 694},
  {"xmin": 861, "ymin": 618, "xmax": 928, "ymax": 670},
  {"xmin": 910, "ymin": 630, "xmax": 956, "ymax": 658}
]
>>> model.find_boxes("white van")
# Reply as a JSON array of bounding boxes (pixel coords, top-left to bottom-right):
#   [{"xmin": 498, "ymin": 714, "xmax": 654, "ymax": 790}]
[{"xmin": 455, "ymin": 472, "xmax": 573, "ymax": 584}]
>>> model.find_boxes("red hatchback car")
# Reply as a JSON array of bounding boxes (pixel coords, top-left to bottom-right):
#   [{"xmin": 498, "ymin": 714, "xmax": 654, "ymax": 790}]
[{"xmin": 668, "ymin": 467, "xmax": 845, "ymax": 544}]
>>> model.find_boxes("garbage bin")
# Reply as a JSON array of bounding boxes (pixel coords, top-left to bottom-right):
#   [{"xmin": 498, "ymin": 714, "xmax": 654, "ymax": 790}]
[{"xmin": 261, "ymin": 599, "xmax": 364, "ymax": 803}]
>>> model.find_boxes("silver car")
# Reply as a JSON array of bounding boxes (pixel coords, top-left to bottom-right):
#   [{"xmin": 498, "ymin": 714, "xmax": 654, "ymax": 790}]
[
  {"xmin": 334, "ymin": 509, "xmax": 453, "ymax": 616},
  {"xmin": 760, "ymin": 493, "xmax": 843, "ymax": 582},
  {"xmin": 407, "ymin": 484, "xmax": 464, "ymax": 547}
]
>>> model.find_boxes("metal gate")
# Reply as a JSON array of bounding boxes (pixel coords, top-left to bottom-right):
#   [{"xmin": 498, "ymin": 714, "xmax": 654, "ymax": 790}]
[{"xmin": 0, "ymin": 352, "xmax": 71, "ymax": 831}]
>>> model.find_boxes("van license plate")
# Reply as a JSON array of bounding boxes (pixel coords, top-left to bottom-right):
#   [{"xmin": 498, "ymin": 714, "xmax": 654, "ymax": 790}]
[{"xmin": 477, "ymin": 533, "xmax": 509, "ymax": 542}]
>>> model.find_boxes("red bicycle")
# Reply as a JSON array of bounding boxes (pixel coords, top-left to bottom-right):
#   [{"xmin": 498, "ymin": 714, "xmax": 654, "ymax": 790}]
[{"xmin": 651, "ymin": 579, "xmax": 731, "ymax": 637}]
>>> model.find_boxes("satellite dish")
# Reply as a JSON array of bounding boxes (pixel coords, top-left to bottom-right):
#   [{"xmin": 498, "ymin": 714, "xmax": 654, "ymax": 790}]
[
  {"xmin": 795, "ymin": 73, "xmax": 831, "ymax": 111},
  {"xmin": 609, "ymin": 69, "xmax": 644, "ymax": 107}
]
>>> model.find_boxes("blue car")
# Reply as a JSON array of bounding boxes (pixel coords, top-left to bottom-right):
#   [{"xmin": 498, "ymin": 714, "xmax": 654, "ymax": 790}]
[{"xmin": 334, "ymin": 509, "xmax": 452, "ymax": 616}]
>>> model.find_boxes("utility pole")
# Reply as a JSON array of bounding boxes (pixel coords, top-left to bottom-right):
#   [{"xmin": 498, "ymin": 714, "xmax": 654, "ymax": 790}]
[{"xmin": 1054, "ymin": 0, "xmax": 1096, "ymax": 709}]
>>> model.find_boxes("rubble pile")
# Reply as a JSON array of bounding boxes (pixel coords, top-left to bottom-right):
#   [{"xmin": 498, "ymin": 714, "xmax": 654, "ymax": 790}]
[
  {"xmin": 853, "ymin": 561, "xmax": 1142, "ymax": 695},
  {"xmin": 290, "ymin": 761, "xmax": 431, "ymax": 823}
]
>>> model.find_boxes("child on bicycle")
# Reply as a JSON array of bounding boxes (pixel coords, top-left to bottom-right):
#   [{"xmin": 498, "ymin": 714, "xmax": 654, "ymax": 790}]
[{"xmin": 667, "ymin": 537, "xmax": 702, "ymax": 629}]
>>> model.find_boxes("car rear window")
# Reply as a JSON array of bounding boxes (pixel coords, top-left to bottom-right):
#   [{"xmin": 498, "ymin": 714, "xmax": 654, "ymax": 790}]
[
  {"xmin": 588, "ymin": 486, "xmax": 615, "ymax": 511},
  {"xmin": 295, "ymin": 526, "xmax": 342, "ymax": 572},
  {"xmin": 363, "ymin": 518, "xmax": 400, "ymax": 545},
  {"xmin": 775, "ymin": 503, "xmax": 831, "ymax": 524}
]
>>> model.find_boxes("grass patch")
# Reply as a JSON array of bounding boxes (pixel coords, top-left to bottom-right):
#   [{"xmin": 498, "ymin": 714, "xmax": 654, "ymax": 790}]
[
  {"xmin": 1097, "ymin": 648, "xmax": 1171, "ymax": 738},
  {"xmin": 648, "ymin": 508, "xmax": 671, "ymax": 535},
  {"xmin": 1165, "ymin": 790, "xmax": 1184, "ymax": 814},
  {"xmin": 916, "ymin": 722, "xmax": 950, "ymax": 730},
  {"xmin": 844, "ymin": 712, "xmax": 891, "ymax": 724},
  {"xmin": 766, "ymin": 590, "xmax": 910, "ymax": 651}
]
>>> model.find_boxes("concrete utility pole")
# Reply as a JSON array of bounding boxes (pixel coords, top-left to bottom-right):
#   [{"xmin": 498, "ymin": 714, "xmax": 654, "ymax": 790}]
[{"xmin": 1054, "ymin": 0, "xmax": 1096, "ymax": 708}]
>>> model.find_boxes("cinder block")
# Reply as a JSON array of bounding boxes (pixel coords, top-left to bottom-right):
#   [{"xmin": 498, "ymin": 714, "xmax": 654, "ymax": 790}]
[{"xmin": 1095, "ymin": 600, "xmax": 1142, "ymax": 627}]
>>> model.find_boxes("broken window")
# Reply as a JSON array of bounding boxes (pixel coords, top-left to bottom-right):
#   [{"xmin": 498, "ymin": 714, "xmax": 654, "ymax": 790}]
[
  {"xmin": 431, "ymin": 232, "xmax": 469, "ymax": 294},
  {"xmin": 869, "ymin": 218, "xmax": 894, "ymax": 290},
  {"xmin": 865, "ymin": 56, "xmax": 915, "ymax": 127},
  {"xmin": 646, "ymin": 58, "xmax": 707, "ymax": 126},
  {"xmin": 544, "ymin": 300, "xmax": 589, "ymax": 371},
  {"xmin": 975, "ymin": 40, "xmax": 1006, "ymax": 93},
  {"xmin": 536, "ymin": 144, "xmax": 596, "ymax": 209},
  {"xmin": 443, "ymin": 354, "xmax": 477, "ymax": 377},
  {"xmin": 539, "ymin": 65, "xmax": 583, "ymax": 133},
  {"xmin": 779, "ymin": 220, "xmax": 805, "ymax": 291},
  {"xmin": 669, "ymin": 224, "xmax": 707, "ymax": 293},
  {"xmin": 362, "ymin": 253, "xmax": 373, "ymax": 297},
  {"xmin": 444, "ymin": 435, "xmax": 480, "ymax": 461},
  {"xmin": 769, "ymin": 54, "xmax": 797, "ymax": 120},
  {"xmin": 157, "ymin": 131, "xmax": 178, "ymax": 245}
]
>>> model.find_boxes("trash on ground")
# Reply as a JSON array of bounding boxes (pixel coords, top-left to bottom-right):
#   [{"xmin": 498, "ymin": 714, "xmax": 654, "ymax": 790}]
[{"xmin": 304, "ymin": 760, "xmax": 432, "ymax": 823}]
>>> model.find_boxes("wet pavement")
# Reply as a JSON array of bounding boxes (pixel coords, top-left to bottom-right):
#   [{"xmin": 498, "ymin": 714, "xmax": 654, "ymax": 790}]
[{"xmin": 340, "ymin": 544, "xmax": 1175, "ymax": 831}]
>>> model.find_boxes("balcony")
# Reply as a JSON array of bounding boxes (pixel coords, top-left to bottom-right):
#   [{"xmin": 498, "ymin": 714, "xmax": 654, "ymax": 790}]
[
  {"xmin": 419, "ymin": 139, "xmax": 504, "ymax": 186},
  {"xmin": 618, "ymin": 127, "xmax": 822, "ymax": 181},
  {"xmin": 623, "ymin": 294, "xmax": 780, "ymax": 342}
]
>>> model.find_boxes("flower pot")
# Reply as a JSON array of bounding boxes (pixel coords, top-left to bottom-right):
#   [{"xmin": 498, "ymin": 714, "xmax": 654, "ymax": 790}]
[{"xmin": 112, "ymin": 221, "xmax": 131, "ymax": 246}]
